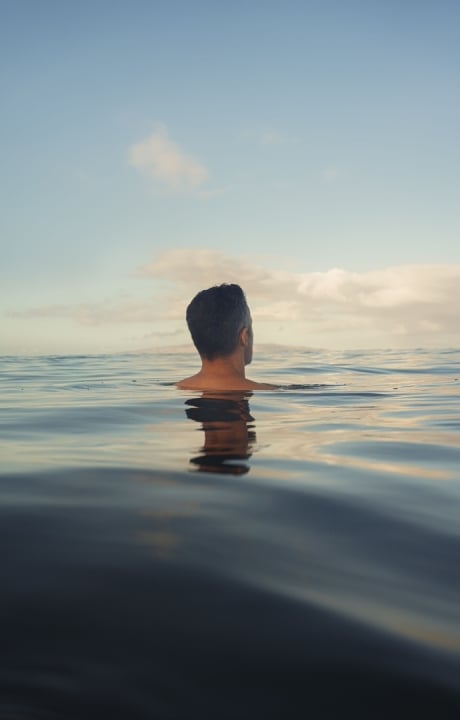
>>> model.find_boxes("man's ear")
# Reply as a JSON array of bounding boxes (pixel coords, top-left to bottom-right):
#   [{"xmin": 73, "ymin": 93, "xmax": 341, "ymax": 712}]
[{"xmin": 240, "ymin": 326, "xmax": 249, "ymax": 346}]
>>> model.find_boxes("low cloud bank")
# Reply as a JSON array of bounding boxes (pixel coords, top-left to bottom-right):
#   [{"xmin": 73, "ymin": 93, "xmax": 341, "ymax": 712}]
[
  {"xmin": 8, "ymin": 250, "xmax": 460, "ymax": 347},
  {"xmin": 138, "ymin": 249, "xmax": 460, "ymax": 343}
]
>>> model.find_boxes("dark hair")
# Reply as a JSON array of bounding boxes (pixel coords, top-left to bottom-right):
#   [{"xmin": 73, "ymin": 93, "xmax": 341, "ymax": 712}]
[{"xmin": 186, "ymin": 284, "xmax": 250, "ymax": 360}]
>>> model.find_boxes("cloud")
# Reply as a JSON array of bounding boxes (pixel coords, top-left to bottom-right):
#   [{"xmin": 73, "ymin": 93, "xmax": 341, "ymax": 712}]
[
  {"xmin": 8, "ymin": 298, "xmax": 170, "ymax": 326},
  {"xmin": 8, "ymin": 250, "xmax": 460, "ymax": 347},
  {"xmin": 259, "ymin": 128, "xmax": 296, "ymax": 146},
  {"xmin": 321, "ymin": 167, "xmax": 340, "ymax": 184},
  {"xmin": 7, "ymin": 304, "xmax": 71, "ymax": 319},
  {"xmin": 129, "ymin": 124, "xmax": 208, "ymax": 190},
  {"xmin": 137, "ymin": 248, "xmax": 296, "ymax": 300},
  {"xmin": 137, "ymin": 249, "xmax": 460, "ymax": 343},
  {"xmin": 239, "ymin": 127, "xmax": 297, "ymax": 146}
]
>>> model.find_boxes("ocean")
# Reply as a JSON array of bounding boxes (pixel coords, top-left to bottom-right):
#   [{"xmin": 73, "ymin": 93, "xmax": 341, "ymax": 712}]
[{"xmin": 1, "ymin": 348, "xmax": 460, "ymax": 718}]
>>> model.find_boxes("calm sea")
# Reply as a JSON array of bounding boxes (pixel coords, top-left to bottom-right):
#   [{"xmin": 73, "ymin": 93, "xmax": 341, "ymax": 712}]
[{"xmin": 1, "ymin": 348, "xmax": 460, "ymax": 718}]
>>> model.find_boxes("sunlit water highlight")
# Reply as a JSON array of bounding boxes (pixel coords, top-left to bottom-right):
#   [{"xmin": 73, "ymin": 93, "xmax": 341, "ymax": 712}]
[{"xmin": 1, "ymin": 348, "xmax": 460, "ymax": 718}]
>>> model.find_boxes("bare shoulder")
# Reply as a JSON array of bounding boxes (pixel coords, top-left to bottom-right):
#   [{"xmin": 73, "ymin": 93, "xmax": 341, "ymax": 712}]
[
  {"xmin": 245, "ymin": 379, "xmax": 278, "ymax": 390},
  {"xmin": 176, "ymin": 375, "xmax": 277, "ymax": 391},
  {"xmin": 176, "ymin": 374, "xmax": 202, "ymax": 390}
]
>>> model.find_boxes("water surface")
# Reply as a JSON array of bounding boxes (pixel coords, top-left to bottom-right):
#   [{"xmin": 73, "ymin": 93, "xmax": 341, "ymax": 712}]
[{"xmin": 1, "ymin": 348, "xmax": 460, "ymax": 718}]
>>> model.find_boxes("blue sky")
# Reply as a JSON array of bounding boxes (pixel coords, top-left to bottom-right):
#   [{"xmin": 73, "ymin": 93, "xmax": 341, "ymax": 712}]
[{"xmin": 2, "ymin": 0, "xmax": 459, "ymax": 353}]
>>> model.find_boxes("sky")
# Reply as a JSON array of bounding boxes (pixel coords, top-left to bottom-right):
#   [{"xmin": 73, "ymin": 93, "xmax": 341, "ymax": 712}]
[{"xmin": 1, "ymin": 0, "xmax": 459, "ymax": 354}]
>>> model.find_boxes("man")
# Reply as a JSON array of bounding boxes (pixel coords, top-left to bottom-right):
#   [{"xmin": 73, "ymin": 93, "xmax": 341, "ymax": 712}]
[{"xmin": 177, "ymin": 283, "xmax": 275, "ymax": 390}]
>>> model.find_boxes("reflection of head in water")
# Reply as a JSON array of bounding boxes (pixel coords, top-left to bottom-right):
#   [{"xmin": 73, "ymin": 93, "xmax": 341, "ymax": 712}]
[{"xmin": 185, "ymin": 393, "xmax": 256, "ymax": 475}]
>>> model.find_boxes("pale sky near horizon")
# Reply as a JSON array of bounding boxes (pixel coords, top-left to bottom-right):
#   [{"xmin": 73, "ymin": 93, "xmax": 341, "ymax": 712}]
[{"xmin": 2, "ymin": 0, "xmax": 459, "ymax": 354}]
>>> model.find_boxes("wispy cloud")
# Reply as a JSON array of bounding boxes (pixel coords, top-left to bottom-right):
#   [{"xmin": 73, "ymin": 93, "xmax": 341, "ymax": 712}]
[
  {"xmin": 7, "ymin": 298, "xmax": 169, "ymax": 326},
  {"xmin": 258, "ymin": 128, "xmax": 296, "ymax": 146},
  {"xmin": 136, "ymin": 248, "xmax": 284, "ymax": 292},
  {"xmin": 129, "ymin": 124, "xmax": 208, "ymax": 191},
  {"xmin": 239, "ymin": 127, "xmax": 297, "ymax": 146},
  {"xmin": 321, "ymin": 167, "xmax": 340, "ymax": 184}
]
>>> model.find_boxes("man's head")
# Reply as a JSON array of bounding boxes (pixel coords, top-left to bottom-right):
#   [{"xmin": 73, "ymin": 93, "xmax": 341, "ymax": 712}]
[{"xmin": 186, "ymin": 284, "xmax": 253, "ymax": 364}]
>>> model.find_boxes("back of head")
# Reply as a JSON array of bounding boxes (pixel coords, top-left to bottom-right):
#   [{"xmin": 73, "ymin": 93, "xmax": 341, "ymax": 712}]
[{"xmin": 186, "ymin": 284, "xmax": 250, "ymax": 360}]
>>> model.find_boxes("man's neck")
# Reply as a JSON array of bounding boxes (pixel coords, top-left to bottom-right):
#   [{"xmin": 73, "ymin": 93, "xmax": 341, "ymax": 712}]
[
  {"xmin": 177, "ymin": 351, "xmax": 274, "ymax": 390},
  {"xmin": 200, "ymin": 353, "xmax": 246, "ymax": 380}
]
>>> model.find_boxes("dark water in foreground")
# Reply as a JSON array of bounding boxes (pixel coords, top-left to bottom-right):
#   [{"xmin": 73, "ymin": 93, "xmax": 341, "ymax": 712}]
[{"xmin": 1, "ymin": 348, "xmax": 460, "ymax": 718}]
